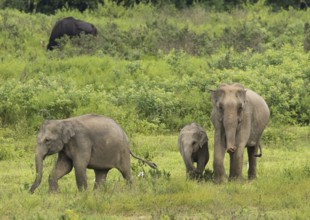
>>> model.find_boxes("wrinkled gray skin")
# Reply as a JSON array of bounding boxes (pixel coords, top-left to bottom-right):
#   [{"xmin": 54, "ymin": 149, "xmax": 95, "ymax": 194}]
[
  {"xmin": 178, "ymin": 123, "xmax": 209, "ymax": 179},
  {"xmin": 30, "ymin": 114, "xmax": 157, "ymax": 193},
  {"xmin": 211, "ymin": 83, "xmax": 270, "ymax": 183}
]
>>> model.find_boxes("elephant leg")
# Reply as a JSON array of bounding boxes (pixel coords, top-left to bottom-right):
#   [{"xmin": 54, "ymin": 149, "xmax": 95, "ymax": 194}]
[
  {"xmin": 247, "ymin": 146, "xmax": 257, "ymax": 180},
  {"xmin": 49, "ymin": 152, "xmax": 73, "ymax": 192},
  {"xmin": 73, "ymin": 158, "xmax": 89, "ymax": 191},
  {"xmin": 186, "ymin": 171, "xmax": 194, "ymax": 180},
  {"xmin": 121, "ymin": 168, "xmax": 132, "ymax": 183},
  {"xmin": 196, "ymin": 162, "xmax": 204, "ymax": 175},
  {"xmin": 229, "ymin": 146, "xmax": 245, "ymax": 180},
  {"xmin": 94, "ymin": 169, "xmax": 109, "ymax": 190},
  {"xmin": 74, "ymin": 167, "xmax": 88, "ymax": 191},
  {"xmin": 213, "ymin": 150, "xmax": 226, "ymax": 183},
  {"xmin": 72, "ymin": 144, "xmax": 91, "ymax": 191},
  {"xmin": 196, "ymin": 154, "xmax": 208, "ymax": 179},
  {"xmin": 229, "ymin": 153, "xmax": 234, "ymax": 178},
  {"xmin": 229, "ymin": 131, "xmax": 249, "ymax": 180},
  {"xmin": 118, "ymin": 166, "xmax": 132, "ymax": 183},
  {"xmin": 195, "ymin": 162, "xmax": 205, "ymax": 180},
  {"xmin": 213, "ymin": 134, "xmax": 226, "ymax": 183},
  {"xmin": 185, "ymin": 155, "xmax": 197, "ymax": 180},
  {"xmin": 116, "ymin": 155, "xmax": 132, "ymax": 183},
  {"xmin": 185, "ymin": 162, "xmax": 195, "ymax": 174}
]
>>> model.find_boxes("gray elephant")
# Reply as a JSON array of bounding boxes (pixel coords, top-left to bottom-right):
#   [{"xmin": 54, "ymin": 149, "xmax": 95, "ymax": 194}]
[
  {"xmin": 30, "ymin": 114, "xmax": 157, "ymax": 193},
  {"xmin": 178, "ymin": 123, "xmax": 209, "ymax": 179},
  {"xmin": 47, "ymin": 17, "xmax": 97, "ymax": 50},
  {"xmin": 211, "ymin": 83, "xmax": 270, "ymax": 183}
]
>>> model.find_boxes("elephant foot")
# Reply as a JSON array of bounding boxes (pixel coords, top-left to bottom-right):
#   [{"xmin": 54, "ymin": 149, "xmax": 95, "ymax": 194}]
[
  {"xmin": 213, "ymin": 176, "xmax": 226, "ymax": 184},
  {"xmin": 248, "ymin": 174, "xmax": 256, "ymax": 180},
  {"xmin": 187, "ymin": 170, "xmax": 203, "ymax": 180},
  {"xmin": 187, "ymin": 171, "xmax": 195, "ymax": 180},
  {"xmin": 48, "ymin": 180, "xmax": 59, "ymax": 193},
  {"xmin": 228, "ymin": 175, "xmax": 244, "ymax": 182},
  {"xmin": 48, "ymin": 187, "xmax": 59, "ymax": 193},
  {"xmin": 213, "ymin": 168, "xmax": 227, "ymax": 184}
]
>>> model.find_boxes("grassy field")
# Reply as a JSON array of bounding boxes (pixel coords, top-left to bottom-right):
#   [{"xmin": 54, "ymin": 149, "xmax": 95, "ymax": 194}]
[
  {"xmin": 0, "ymin": 126, "xmax": 309, "ymax": 219},
  {"xmin": 0, "ymin": 3, "xmax": 309, "ymax": 219}
]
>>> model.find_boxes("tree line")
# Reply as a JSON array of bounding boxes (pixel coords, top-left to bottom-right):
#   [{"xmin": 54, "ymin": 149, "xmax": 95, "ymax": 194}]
[{"xmin": 0, "ymin": 0, "xmax": 308, "ymax": 14}]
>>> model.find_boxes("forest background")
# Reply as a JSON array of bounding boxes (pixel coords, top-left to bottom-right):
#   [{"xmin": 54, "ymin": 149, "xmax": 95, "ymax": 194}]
[{"xmin": 0, "ymin": 0, "xmax": 309, "ymax": 219}]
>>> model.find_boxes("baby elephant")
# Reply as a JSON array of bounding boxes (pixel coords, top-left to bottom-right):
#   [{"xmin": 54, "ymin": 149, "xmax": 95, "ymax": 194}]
[
  {"xmin": 30, "ymin": 114, "xmax": 157, "ymax": 193},
  {"xmin": 178, "ymin": 123, "xmax": 209, "ymax": 179}
]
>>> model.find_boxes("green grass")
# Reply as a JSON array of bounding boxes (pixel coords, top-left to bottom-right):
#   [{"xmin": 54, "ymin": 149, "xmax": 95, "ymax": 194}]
[
  {"xmin": 0, "ymin": 4, "xmax": 309, "ymax": 219},
  {"xmin": 0, "ymin": 127, "xmax": 309, "ymax": 219}
]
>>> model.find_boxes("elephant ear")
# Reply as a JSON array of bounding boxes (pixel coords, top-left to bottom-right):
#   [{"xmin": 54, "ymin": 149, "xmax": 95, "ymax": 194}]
[
  {"xmin": 211, "ymin": 89, "xmax": 224, "ymax": 106},
  {"xmin": 61, "ymin": 122, "xmax": 75, "ymax": 144},
  {"xmin": 199, "ymin": 131, "xmax": 208, "ymax": 148},
  {"xmin": 236, "ymin": 89, "xmax": 248, "ymax": 107},
  {"xmin": 178, "ymin": 133, "xmax": 185, "ymax": 154}
]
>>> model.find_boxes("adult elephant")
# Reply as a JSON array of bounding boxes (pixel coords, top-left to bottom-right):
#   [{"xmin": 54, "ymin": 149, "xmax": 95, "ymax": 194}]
[
  {"xmin": 211, "ymin": 83, "xmax": 270, "ymax": 183},
  {"xmin": 30, "ymin": 114, "xmax": 157, "ymax": 193},
  {"xmin": 47, "ymin": 17, "xmax": 97, "ymax": 50},
  {"xmin": 178, "ymin": 123, "xmax": 209, "ymax": 179}
]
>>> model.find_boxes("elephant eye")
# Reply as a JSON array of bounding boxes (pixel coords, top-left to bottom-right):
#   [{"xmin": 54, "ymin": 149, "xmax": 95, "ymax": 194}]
[
  {"xmin": 45, "ymin": 138, "xmax": 51, "ymax": 144},
  {"xmin": 218, "ymin": 103, "xmax": 224, "ymax": 112},
  {"xmin": 192, "ymin": 141, "xmax": 197, "ymax": 146}
]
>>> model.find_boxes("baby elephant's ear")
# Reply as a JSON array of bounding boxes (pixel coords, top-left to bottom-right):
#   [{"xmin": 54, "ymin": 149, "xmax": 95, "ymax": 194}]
[
  {"xmin": 199, "ymin": 131, "xmax": 208, "ymax": 148},
  {"xmin": 61, "ymin": 122, "xmax": 75, "ymax": 144}
]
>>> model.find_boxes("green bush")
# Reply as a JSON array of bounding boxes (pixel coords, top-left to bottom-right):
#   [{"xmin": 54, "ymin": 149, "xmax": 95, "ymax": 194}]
[
  {"xmin": 0, "ymin": 137, "xmax": 15, "ymax": 160},
  {"xmin": 220, "ymin": 20, "xmax": 266, "ymax": 52},
  {"xmin": 0, "ymin": 5, "xmax": 309, "ymax": 137},
  {"xmin": 0, "ymin": 74, "xmax": 81, "ymax": 128},
  {"xmin": 304, "ymin": 22, "xmax": 310, "ymax": 52},
  {"xmin": 0, "ymin": 131, "xmax": 27, "ymax": 160}
]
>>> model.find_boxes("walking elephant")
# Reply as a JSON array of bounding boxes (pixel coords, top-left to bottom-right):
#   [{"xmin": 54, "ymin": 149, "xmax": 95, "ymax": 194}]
[
  {"xmin": 178, "ymin": 123, "xmax": 209, "ymax": 179},
  {"xmin": 47, "ymin": 17, "xmax": 97, "ymax": 50},
  {"xmin": 30, "ymin": 114, "xmax": 157, "ymax": 193},
  {"xmin": 211, "ymin": 83, "xmax": 270, "ymax": 183}
]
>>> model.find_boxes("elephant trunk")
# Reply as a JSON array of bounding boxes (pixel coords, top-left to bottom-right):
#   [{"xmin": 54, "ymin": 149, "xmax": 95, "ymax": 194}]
[
  {"xmin": 223, "ymin": 113, "xmax": 238, "ymax": 153},
  {"xmin": 184, "ymin": 147, "xmax": 196, "ymax": 172},
  {"xmin": 30, "ymin": 152, "xmax": 44, "ymax": 193}
]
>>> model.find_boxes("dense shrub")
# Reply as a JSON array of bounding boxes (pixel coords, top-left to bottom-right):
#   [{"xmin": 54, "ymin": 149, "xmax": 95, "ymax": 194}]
[
  {"xmin": 304, "ymin": 22, "xmax": 310, "ymax": 52},
  {"xmin": 220, "ymin": 21, "xmax": 266, "ymax": 52},
  {"xmin": 0, "ymin": 0, "xmax": 103, "ymax": 14},
  {"xmin": 0, "ymin": 74, "xmax": 81, "ymax": 128},
  {"xmin": 265, "ymin": 0, "xmax": 310, "ymax": 10},
  {"xmin": 0, "ymin": 5, "xmax": 309, "ymax": 136},
  {"xmin": 2, "ymin": 0, "xmax": 309, "ymax": 13}
]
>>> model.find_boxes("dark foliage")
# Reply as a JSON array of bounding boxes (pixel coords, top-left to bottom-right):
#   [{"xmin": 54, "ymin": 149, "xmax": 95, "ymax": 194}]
[
  {"xmin": 304, "ymin": 22, "xmax": 310, "ymax": 52},
  {"xmin": 1, "ymin": 0, "xmax": 103, "ymax": 14},
  {"xmin": 1, "ymin": 0, "xmax": 309, "ymax": 14}
]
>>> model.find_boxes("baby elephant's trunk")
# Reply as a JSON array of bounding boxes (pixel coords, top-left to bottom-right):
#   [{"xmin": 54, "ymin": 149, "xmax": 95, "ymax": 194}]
[{"xmin": 30, "ymin": 154, "xmax": 44, "ymax": 193}]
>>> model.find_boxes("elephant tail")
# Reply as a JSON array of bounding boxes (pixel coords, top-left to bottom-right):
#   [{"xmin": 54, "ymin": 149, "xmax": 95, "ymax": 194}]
[{"xmin": 130, "ymin": 150, "xmax": 157, "ymax": 169}]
